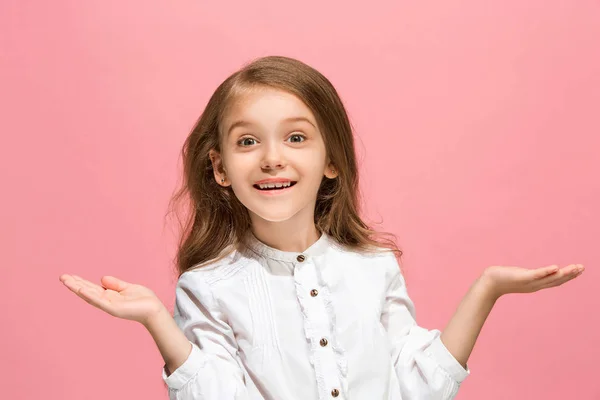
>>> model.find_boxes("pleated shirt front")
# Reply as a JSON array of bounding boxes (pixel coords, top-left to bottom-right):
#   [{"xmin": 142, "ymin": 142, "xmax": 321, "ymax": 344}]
[{"xmin": 162, "ymin": 232, "xmax": 469, "ymax": 400}]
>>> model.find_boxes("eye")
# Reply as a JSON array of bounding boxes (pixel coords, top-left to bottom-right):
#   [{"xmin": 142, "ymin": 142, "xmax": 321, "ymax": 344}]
[
  {"xmin": 237, "ymin": 137, "xmax": 257, "ymax": 147},
  {"xmin": 288, "ymin": 134, "xmax": 306, "ymax": 143}
]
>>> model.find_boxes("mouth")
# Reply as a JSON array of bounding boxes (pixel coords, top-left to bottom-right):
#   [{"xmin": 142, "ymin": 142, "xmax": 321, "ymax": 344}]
[{"xmin": 253, "ymin": 181, "xmax": 298, "ymax": 192}]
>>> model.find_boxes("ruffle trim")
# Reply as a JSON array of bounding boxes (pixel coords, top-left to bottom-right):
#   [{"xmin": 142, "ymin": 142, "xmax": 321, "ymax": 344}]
[
  {"xmin": 294, "ymin": 259, "xmax": 348, "ymax": 399},
  {"xmin": 315, "ymin": 266, "xmax": 348, "ymax": 397}
]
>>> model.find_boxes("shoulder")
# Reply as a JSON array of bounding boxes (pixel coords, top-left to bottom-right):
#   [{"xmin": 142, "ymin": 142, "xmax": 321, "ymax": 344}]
[
  {"xmin": 329, "ymin": 242, "xmax": 402, "ymax": 283},
  {"xmin": 173, "ymin": 248, "xmax": 255, "ymax": 314},
  {"xmin": 178, "ymin": 247, "xmax": 253, "ymax": 290},
  {"xmin": 337, "ymin": 242, "xmax": 399, "ymax": 266}
]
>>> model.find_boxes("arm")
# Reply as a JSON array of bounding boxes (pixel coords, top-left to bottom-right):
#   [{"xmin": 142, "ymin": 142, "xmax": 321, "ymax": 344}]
[
  {"xmin": 155, "ymin": 271, "xmax": 250, "ymax": 400},
  {"xmin": 59, "ymin": 272, "xmax": 251, "ymax": 399},
  {"xmin": 381, "ymin": 259, "xmax": 469, "ymax": 400},
  {"xmin": 144, "ymin": 306, "xmax": 193, "ymax": 376},
  {"xmin": 382, "ymin": 256, "xmax": 582, "ymax": 400},
  {"xmin": 440, "ymin": 263, "xmax": 583, "ymax": 370},
  {"xmin": 439, "ymin": 276, "xmax": 495, "ymax": 369}
]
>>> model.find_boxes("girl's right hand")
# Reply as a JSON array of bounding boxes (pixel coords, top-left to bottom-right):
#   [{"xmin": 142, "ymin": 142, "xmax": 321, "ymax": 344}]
[{"xmin": 59, "ymin": 274, "xmax": 166, "ymax": 327}]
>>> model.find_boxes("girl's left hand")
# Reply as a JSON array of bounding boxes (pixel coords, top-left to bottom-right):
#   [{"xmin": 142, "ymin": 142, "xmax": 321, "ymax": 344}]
[{"xmin": 480, "ymin": 264, "xmax": 584, "ymax": 300}]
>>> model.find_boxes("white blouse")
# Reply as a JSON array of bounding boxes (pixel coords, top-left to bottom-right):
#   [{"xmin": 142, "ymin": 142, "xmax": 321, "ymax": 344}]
[{"xmin": 162, "ymin": 232, "xmax": 470, "ymax": 400}]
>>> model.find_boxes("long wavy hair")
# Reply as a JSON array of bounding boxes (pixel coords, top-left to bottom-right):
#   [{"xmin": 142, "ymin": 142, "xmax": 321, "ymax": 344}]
[{"xmin": 167, "ymin": 55, "xmax": 402, "ymax": 277}]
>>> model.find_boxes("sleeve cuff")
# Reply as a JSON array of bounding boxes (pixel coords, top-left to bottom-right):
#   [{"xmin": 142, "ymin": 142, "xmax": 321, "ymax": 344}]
[
  {"xmin": 162, "ymin": 342, "xmax": 206, "ymax": 391},
  {"xmin": 427, "ymin": 336, "xmax": 471, "ymax": 383}
]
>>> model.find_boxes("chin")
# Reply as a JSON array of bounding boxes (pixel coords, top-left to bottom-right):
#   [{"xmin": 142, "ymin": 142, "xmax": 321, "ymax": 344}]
[
  {"xmin": 252, "ymin": 210, "xmax": 297, "ymax": 223},
  {"xmin": 246, "ymin": 204, "xmax": 302, "ymax": 223}
]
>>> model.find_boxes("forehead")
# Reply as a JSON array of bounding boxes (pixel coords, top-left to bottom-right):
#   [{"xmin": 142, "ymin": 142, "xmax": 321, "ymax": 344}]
[{"xmin": 222, "ymin": 87, "xmax": 318, "ymax": 131}]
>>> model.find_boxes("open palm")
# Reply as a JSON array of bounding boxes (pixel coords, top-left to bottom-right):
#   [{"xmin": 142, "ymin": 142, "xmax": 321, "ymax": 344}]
[
  {"xmin": 59, "ymin": 274, "xmax": 165, "ymax": 326},
  {"xmin": 482, "ymin": 263, "xmax": 584, "ymax": 299}
]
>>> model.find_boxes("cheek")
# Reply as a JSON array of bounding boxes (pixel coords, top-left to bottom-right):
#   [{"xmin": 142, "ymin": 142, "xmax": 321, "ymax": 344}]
[
  {"xmin": 224, "ymin": 155, "xmax": 253, "ymax": 177},
  {"xmin": 291, "ymin": 148, "xmax": 325, "ymax": 170},
  {"xmin": 303, "ymin": 158, "xmax": 328, "ymax": 181}
]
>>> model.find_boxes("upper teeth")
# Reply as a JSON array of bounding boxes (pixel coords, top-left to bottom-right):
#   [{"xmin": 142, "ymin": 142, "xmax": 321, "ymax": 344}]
[{"xmin": 258, "ymin": 182, "xmax": 292, "ymax": 189}]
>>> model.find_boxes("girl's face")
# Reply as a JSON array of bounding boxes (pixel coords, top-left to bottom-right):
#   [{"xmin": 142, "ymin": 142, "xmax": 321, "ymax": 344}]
[{"xmin": 210, "ymin": 87, "xmax": 336, "ymax": 225}]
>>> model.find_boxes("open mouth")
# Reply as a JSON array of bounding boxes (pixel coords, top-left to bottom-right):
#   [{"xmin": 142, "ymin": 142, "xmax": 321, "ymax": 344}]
[{"xmin": 253, "ymin": 181, "xmax": 298, "ymax": 191}]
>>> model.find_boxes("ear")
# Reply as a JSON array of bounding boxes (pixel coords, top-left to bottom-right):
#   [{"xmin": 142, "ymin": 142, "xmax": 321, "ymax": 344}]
[
  {"xmin": 209, "ymin": 149, "xmax": 229, "ymax": 186},
  {"xmin": 323, "ymin": 159, "xmax": 337, "ymax": 179}
]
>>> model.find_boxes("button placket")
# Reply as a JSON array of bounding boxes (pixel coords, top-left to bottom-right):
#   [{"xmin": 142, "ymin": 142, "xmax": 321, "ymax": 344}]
[{"xmin": 293, "ymin": 256, "xmax": 341, "ymax": 399}]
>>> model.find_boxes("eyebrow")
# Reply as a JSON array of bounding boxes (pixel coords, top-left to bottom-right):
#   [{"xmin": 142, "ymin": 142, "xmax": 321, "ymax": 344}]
[{"xmin": 226, "ymin": 116, "xmax": 316, "ymax": 136}]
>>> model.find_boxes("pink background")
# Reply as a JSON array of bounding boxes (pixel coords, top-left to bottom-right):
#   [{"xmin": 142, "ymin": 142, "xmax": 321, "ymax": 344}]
[{"xmin": 1, "ymin": 1, "xmax": 598, "ymax": 399}]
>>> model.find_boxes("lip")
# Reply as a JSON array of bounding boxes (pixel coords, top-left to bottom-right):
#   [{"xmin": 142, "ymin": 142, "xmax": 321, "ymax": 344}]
[{"xmin": 254, "ymin": 178, "xmax": 296, "ymax": 185}]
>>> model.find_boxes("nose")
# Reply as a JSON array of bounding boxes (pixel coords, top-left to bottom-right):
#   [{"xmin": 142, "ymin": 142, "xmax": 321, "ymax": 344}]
[{"xmin": 260, "ymin": 142, "xmax": 286, "ymax": 170}]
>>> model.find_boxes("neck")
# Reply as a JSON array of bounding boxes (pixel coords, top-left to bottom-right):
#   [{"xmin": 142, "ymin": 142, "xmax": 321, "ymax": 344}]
[{"xmin": 249, "ymin": 210, "xmax": 321, "ymax": 253}]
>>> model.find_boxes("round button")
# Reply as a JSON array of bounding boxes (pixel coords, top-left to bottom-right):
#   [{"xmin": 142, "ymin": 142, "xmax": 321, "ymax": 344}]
[
  {"xmin": 331, "ymin": 388, "xmax": 339, "ymax": 397},
  {"xmin": 310, "ymin": 289, "xmax": 319, "ymax": 297},
  {"xmin": 320, "ymin": 338, "xmax": 328, "ymax": 347},
  {"xmin": 296, "ymin": 254, "xmax": 306, "ymax": 262}
]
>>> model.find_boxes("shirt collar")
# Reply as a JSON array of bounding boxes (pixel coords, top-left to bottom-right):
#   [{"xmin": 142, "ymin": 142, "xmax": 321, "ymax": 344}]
[{"xmin": 243, "ymin": 230, "xmax": 331, "ymax": 262}]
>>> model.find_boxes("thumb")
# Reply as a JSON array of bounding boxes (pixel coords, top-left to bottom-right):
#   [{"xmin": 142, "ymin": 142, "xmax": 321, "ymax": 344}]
[{"xmin": 101, "ymin": 276, "xmax": 131, "ymax": 292}]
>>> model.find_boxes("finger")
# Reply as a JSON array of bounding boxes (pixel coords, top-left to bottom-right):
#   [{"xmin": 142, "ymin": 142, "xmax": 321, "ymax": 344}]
[
  {"xmin": 76, "ymin": 287, "xmax": 118, "ymax": 315},
  {"xmin": 101, "ymin": 276, "xmax": 131, "ymax": 292},
  {"xmin": 71, "ymin": 275, "xmax": 106, "ymax": 292},
  {"xmin": 559, "ymin": 264, "xmax": 582, "ymax": 277},
  {"xmin": 532, "ymin": 265, "xmax": 560, "ymax": 280},
  {"xmin": 535, "ymin": 265, "xmax": 584, "ymax": 290},
  {"xmin": 540, "ymin": 264, "xmax": 579, "ymax": 280},
  {"xmin": 538, "ymin": 264, "xmax": 576, "ymax": 282},
  {"xmin": 539, "ymin": 271, "xmax": 582, "ymax": 289},
  {"xmin": 61, "ymin": 276, "xmax": 84, "ymax": 293},
  {"xmin": 557, "ymin": 264, "xmax": 584, "ymax": 282},
  {"xmin": 62, "ymin": 277, "xmax": 104, "ymax": 299}
]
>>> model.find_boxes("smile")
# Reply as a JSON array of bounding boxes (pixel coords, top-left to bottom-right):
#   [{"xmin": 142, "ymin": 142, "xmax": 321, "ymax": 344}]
[{"xmin": 253, "ymin": 181, "xmax": 297, "ymax": 194}]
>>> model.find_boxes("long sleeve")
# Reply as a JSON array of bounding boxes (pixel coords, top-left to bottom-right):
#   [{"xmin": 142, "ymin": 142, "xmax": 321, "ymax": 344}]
[
  {"xmin": 381, "ymin": 258, "xmax": 470, "ymax": 400},
  {"xmin": 161, "ymin": 271, "xmax": 250, "ymax": 400}
]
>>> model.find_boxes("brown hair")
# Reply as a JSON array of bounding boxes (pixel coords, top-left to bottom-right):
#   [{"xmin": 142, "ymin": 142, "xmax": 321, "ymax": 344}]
[{"xmin": 167, "ymin": 55, "xmax": 402, "ymax": 277}]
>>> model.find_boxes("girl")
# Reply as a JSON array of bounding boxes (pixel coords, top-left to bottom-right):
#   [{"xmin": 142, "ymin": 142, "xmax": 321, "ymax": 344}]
[{"xmin": 60, "ymin": 56, "xmax": 583, "ymax": 400}]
